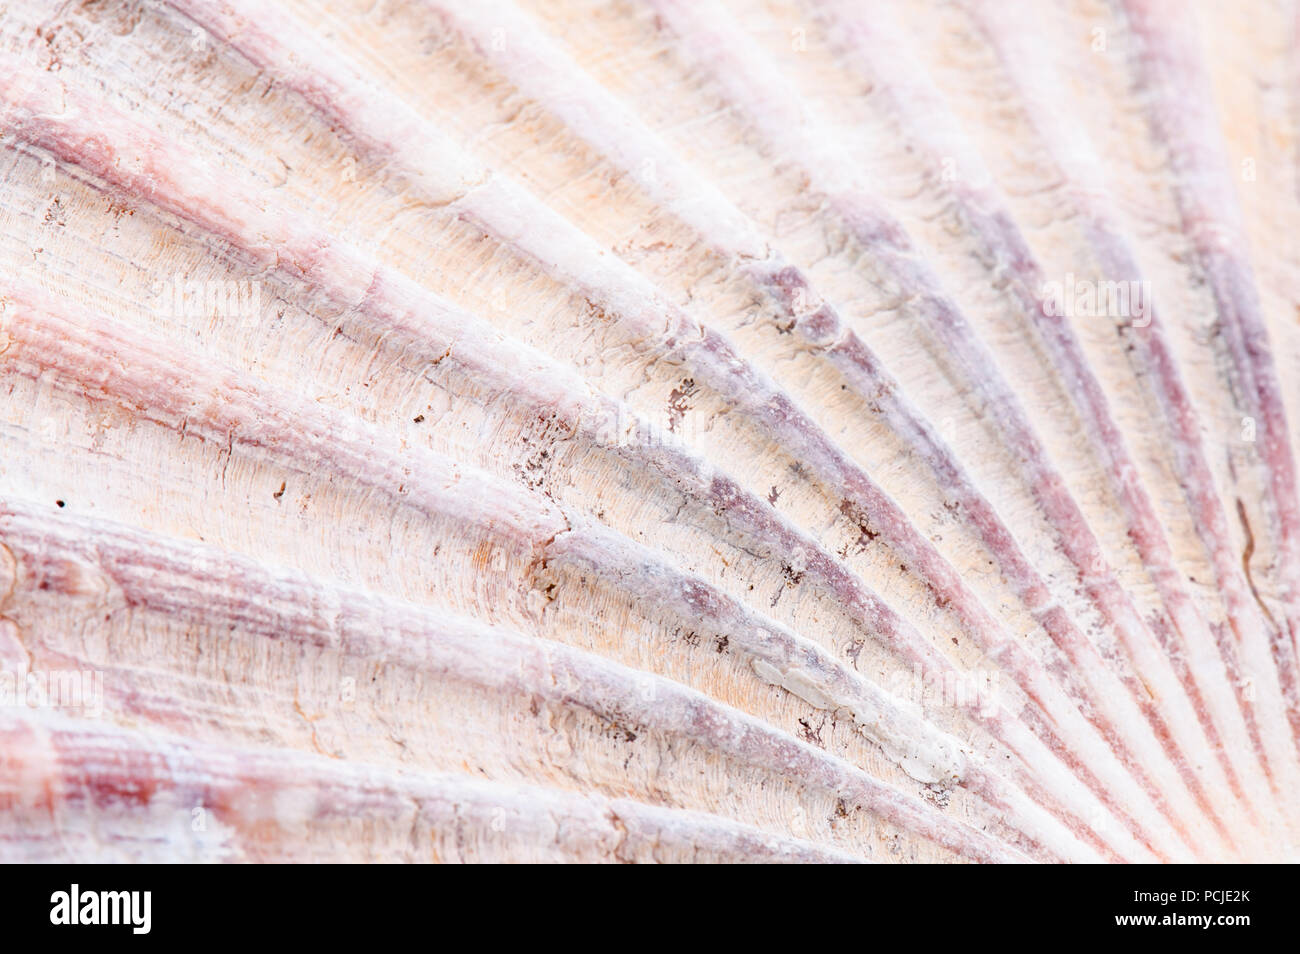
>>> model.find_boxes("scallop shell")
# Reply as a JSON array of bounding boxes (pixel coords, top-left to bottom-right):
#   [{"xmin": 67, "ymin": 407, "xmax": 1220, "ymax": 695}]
[{"xmin": 0, "ymin": 0, "xmax": 1297, "ymax": 864}]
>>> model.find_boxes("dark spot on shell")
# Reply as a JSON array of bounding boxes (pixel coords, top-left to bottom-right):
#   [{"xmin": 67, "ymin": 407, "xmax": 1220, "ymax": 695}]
[{"xmin": 666, "ymin": 378, "xmax": 697, "ymax": 431}]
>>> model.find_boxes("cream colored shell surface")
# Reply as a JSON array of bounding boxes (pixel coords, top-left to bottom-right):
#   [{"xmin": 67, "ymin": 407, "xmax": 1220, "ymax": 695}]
[{"xmin": 0, "ymin": 0, "xmax": 1297, "ymax": 863}]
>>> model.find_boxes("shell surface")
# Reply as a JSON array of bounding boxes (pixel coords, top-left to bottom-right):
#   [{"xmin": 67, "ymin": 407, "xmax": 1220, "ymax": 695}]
[{"xmin": 0, "ymin": 0, "xmax": 1298, "ymax": 863}]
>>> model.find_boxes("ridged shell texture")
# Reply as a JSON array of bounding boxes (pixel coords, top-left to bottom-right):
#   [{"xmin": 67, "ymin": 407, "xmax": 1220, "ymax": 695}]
[{"xmin": 1, "ymin": 0, "xmax": 1299, "ymax": 863}]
